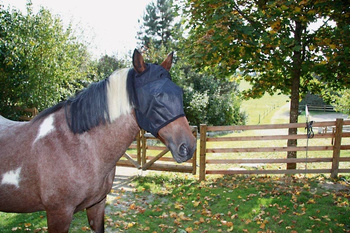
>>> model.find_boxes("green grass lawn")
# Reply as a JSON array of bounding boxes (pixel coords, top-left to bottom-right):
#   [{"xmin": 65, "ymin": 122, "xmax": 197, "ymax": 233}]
[
  {"xmin": 239, "ymin": 80, "xmax": 290, "ymax": 125},
  {"xmin": 2, "ymin": 174, "xmax": 349, "ymax": 232},
  {"xmin": 116, "ymin": 174, "xmax": 350, "ymax": 233}
]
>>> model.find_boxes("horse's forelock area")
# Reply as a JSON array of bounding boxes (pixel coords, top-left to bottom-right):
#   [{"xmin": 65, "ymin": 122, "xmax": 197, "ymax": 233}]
[{"xmin": 107, "ymin": 68, "xmax": 133, "ymax": 122}]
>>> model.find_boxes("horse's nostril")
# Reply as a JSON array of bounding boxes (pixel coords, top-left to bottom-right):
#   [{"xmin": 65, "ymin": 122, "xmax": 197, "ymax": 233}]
[{"xmin": 179, "ymin": 143, "xmax": 188, "ymax": 157}]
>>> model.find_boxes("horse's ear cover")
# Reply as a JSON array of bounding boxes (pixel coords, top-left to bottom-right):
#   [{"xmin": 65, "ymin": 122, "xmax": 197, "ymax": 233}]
[{"xmin": 127, "ymin": 64, "xmax": 185, "ymax": 137}]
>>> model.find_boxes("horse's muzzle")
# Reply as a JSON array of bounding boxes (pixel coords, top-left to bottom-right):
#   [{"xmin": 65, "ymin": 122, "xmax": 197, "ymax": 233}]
[{"xmin": 172, "ymin": 139, "xmax": 196, "ymax": 163}]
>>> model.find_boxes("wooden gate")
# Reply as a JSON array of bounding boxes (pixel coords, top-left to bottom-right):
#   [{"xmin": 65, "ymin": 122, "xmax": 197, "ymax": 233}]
[{"xmin": 117, "ymin": 127, "xmax": 197, "ymax": 174}]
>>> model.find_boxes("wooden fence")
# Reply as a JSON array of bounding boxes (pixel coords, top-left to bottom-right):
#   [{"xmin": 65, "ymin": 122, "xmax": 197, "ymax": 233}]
[
  {"xmin": 199, "ymin": 119, "xmax": 350, "ymax": 181},
  {"xmin": 299, "ymin": 105, "xmax": 335, "ymax": 112},
  {"xmin": 117, "ymin": 128, "xmax": 197, "ymax": 174}
]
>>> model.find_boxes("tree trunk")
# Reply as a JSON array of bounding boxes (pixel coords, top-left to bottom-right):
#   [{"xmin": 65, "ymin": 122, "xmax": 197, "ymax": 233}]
[{"xmin": 287, "ymin": 21, "xmax": 303, "ymax": 170}]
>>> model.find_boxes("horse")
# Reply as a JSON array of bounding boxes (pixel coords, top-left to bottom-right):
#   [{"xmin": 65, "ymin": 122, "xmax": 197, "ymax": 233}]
[{"xmin": 0, "ymin": 49, "xmax": 196, "ymax": 233}]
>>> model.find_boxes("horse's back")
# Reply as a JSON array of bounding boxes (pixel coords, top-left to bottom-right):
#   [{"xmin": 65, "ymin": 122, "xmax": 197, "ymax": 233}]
[{"xmin": 0, "ymin": 115, "xmax": 26, "ymax": 130}]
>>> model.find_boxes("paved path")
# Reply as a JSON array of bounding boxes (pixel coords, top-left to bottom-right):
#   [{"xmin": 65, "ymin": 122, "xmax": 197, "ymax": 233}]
[
  {"xmin": 270, "ymin": 102, "xmax": 348, "ymax": 124},
  {"xmin": 112, "ymin": 166, "xmax": 149, "ymax": 191}
]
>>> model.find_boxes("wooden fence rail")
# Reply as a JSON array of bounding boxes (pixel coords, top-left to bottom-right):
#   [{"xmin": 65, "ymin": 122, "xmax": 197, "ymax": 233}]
[{"xmin": 199, "ymin": 119, "xmax": 350, "ymax": 181}]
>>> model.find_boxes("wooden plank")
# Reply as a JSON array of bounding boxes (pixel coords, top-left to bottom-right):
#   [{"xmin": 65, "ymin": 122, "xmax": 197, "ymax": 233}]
[
  {"xmin": 199, "ymin": 124, "xmax": 207, "ymax": 181},
  {"xmin": 128, "ymin": 144, "xmax": 138, "ymax": 149},
  {"xmin": 136, "ymin": 131, "xmax": 141, "ymax": 165},
  {"xmin": 331, "ymin": 118, "xmax": 343, "ymax": 178},
  {"xmin": 141, "ymin": 129, "xmax": 147, "ymax": 167},
  {"xmin": 206, "ymin": 121, "xmax": 340, "ymax": 132},
  {"xmin": 206, "ymin": 169, "xmax": 331, "ymax": 175},
  {"xmin": 147, "ymin": 145, "xmax": 168, "ymax": 150},
  {"xmin": 192, "ymin": 127, "xmax": 198, "ymax": 175},
  {"xmin": 206, "ymin": 158, "xmax": 333, "ymax": 164},
  {"xmin": 147, "ymin": 163, "xmax": 193, "ymax": 173},
  {"xmin": 146, "ymin": 156, "xmax": 194, "ymax": 163},
  {"xmin": 116, "ymin": 160, "xmax": 137, "ymax": 168},
  {"xmin": 339, "ymin": 169, "xmax": 350, "ymax": 173},
  {"xmin": 339, "ymin": 157, "xmax": 350, "ymax": 162},
  {"xmin": 142, "ymin": 149, "xmax": 169, "ymax": 170},
  {"xmin": 123, "ymin": 153, "xmax": 141, "ymax": 169},
  {"xmin": 343, "ymin": 121, "xmax": 350, "ymax": 126},
  {"xmin": 121, "ymin": 154, "xmax": 137, "ymax": 159},
  {"xmin": 206, "ymin": 123, "xmax": 306, "ymax": 131},
  {"xmin": 207, "ymin": 133, "xmax": 334, "ymax": 142},
  {"xmin": 340, "ymin": 145, "xmax": 350, "ymax": 150},
  {"xmin": 206, "ymin": 146, "xmax": 333, "ymax": 153}
]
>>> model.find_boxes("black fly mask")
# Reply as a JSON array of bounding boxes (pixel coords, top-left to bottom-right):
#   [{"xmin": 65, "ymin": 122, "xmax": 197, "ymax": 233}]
[{"xmin": 127, "ymin": 64, "xmax": 185, "ymax": 137}]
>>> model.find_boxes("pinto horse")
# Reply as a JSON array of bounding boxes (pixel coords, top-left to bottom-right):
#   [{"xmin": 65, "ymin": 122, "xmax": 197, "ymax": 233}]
[{"xmin": 0, "ymin": 50, "xmax": 196, "ymax": 232}]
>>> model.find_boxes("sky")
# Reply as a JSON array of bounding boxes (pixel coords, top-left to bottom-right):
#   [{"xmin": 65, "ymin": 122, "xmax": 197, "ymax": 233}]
[{"xmin": 1, "ymin": 0, "xmax": 153, "ymax": 58}]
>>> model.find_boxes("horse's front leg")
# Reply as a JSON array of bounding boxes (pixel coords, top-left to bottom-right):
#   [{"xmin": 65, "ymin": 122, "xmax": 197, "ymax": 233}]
[
  {"xmin": 86, "ymin": 197, "xmax": 106, "ymax": 233},
  {"xmin": 46, "ymin": 207, "xmax": 74, "ymax": 233}
]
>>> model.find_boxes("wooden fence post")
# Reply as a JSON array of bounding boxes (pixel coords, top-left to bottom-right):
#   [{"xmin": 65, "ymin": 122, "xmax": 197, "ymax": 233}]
[
  {"xmin": 192, "ymin": 126, "xmax": 198, "ymax": 175},
  {"xmin": 331, "ymin": 118, "xmax": 343, "ymax": 179},
  {"xmin": 136, "ymin": 131, "xmax": 141, "ymax": 166},
  {"xmin": 141, "ymin": 129, "xmax": 147, "ymax": 168},
  {"xmin": 199, "ymin": 124, "xmax": 207, "ymax": 181}
]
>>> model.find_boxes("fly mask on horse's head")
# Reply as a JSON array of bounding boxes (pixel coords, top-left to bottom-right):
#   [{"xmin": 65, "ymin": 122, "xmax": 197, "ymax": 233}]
[
  {"xmin": 127, "ymin": 63, "xmax": 185, "ymax": 137},
  {"xmin": 128, "ymin": 50, "xmax": 196, "ymax": 163}
]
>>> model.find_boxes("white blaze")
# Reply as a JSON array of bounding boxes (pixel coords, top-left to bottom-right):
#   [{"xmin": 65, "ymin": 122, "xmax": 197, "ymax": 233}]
[
  {"xmin": 1, "ymin": 167, "xmax": 22, "ymax": 188},
  {"xmin": 34, "ymin": 115, "xmax": 55, "ymax": 142}
]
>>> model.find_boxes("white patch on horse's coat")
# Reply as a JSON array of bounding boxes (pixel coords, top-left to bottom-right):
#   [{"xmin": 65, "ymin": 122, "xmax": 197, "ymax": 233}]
[
  {"xmin": 107, "ymin": 68, "xmax": 132, "ymax": 121},
  {"xmin": 1, "ymin": 167, "xmax": 22, "ymax": 188},
  {"xmin": 34, "ymin": 115, "xmax": 55, "ymax": 143}
]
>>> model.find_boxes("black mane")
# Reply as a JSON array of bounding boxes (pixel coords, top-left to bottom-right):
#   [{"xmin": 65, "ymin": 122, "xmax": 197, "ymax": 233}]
[{"xmin": 33, "ymin": 78, "xmax": 110, "ymax": 134}]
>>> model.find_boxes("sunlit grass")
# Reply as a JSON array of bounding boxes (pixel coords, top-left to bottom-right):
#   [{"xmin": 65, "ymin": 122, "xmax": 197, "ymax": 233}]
[{"xmin": 105, "ymin": 174, "xmax": 350, "ymax": 232}]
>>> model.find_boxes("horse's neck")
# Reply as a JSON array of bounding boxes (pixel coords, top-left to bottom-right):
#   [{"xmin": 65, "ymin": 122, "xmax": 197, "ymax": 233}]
[
  {"xmin": 86, "ymin": 110, "xmax": 140, "ymax": 166},
  {"xmin": 41, "ymin": 109, "xmax": 139, "ymax": 172}
]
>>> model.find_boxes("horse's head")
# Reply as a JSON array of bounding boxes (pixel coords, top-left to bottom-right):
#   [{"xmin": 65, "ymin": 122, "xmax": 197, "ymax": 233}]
[{"xmin": 129, "ymin": 49, "xmax": 196, "ymax": 163}]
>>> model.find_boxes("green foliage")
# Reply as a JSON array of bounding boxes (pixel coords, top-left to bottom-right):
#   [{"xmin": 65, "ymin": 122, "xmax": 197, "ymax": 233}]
[
  {"xmin": 0, "ymin": 3, "xmax": 95, "ymax": 119},
  {"xmin": 182, "ymin": 70, "xmax": 246, "ymax": 127},
  {"xmin": 184, "ymin": 0, "xmax": 350, "ymax": 99},
  {"xmin": 333, "ymin": 89, "xmax": 350, "ymax": 115},
  {"xmin": 96, "ymin": 54, "xmax": 128, "ymax": 79}
]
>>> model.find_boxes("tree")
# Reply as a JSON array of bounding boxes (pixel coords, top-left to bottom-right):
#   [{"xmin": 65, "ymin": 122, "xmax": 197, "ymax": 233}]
[
  {"xmin": 96, "ymin": 54, "xmax": 128, "ymax": 79},
  {"xmin": 182, "ymin": 69, "xmax": 246, "ymax": 127},
  {"xmin": 333, "ymin": 89, "xmax": 350, "ymax": 115},
  {"xmin": 138, "ymin": 0, "xmax": 246, "ymax": 127},
  {"xmin": 0, "ymin": 3, "xmax": 95, "ymax": 120},
  {"xmin": 137, "ymin": 0, "xmax": 182, "ymax": 50},
  {"xmin": 185, "ymin": 0, "xmax": 350, "ymax": 168}
]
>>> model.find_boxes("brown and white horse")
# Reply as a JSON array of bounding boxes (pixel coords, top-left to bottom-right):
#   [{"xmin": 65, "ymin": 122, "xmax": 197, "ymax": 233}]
[{"xmin": 0, "ymin": 50, "xmax": 196, "ymax": 232}]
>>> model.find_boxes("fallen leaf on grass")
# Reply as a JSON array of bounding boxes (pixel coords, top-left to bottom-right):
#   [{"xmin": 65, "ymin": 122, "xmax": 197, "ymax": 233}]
[
  {"xmin": 306, "ymin": 198, "xmax": 316, "ymax": 204},
  {"xmin": 192, "ymin": 201, "xmax": 201, "ymax": 207},
  {"xmin": 260, "ymin": 223, "xmax": 265, "ymax": 229},
  {"xmin": 220, "ymin": 220, "xmax": 234, "ymax": 227},
  {"xmin": 129, "ymin": 203, "xmax": 136, "ymax": 210},
  {"xmin": 175, "ymin": 202, "xmax": 184, "ymax": 210}
]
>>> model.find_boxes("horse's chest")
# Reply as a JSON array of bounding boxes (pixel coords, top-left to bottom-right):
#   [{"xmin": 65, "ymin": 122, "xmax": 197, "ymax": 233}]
[{"xmin": 76, "ymin": 168, "xmax": 115, "ymax": 211}]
